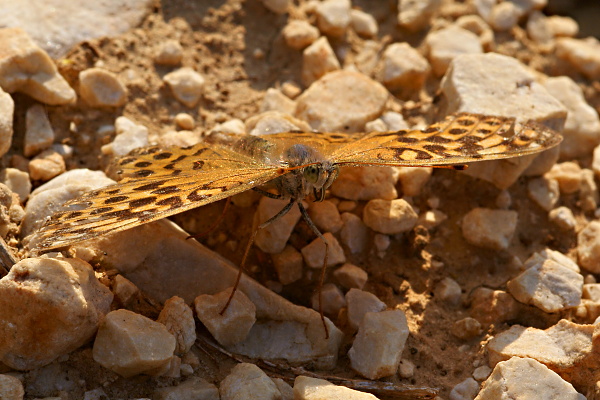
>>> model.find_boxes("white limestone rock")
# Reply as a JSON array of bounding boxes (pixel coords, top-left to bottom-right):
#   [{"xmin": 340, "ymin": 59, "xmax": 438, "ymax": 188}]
[
  {"xmin": 282, "ymin": 20, "xmax": 319, "ymax": 50},
  {"xmin": 340, "ymin": 212, "xmax": 369, "ymax": 254},
  {"xmin": 293, "ymin": 376, "xmax": 379, "ymax": 400},
  {"xmin": 331, "ymin": 166, "xmax": 399, "ymax": 201},
  {"xmin": 333, "ymin": 263, "xmax": 368, "ymax": 290},
  {"xmin": 24, "ymin": 104, "xmax": 54, "ymax": 157},
  {"xmin": 254, "ymin": 197, "xmax": 302, "ymax": 254},
  {"xmin": 157, "ymin": 296, "xmax": 196, "ymax": 355},
  {"xmin": 220, "ymin": 363, "xmax": 282, "ymax": 400},
  {"xmin": 301, "ymin": 232, "xmax": 346, "ymax": 269},
  {"xmin": 301, "ymin": 37, "xmax": 340, "ymax": 87},
  {"xmin": 345, "ymin": 288, "xmax": 386, "ymax": 330},
  {"xmin": 363, "ymin": 198, "xmax": 418, "ymax": 235},
  {"xmin": 461, "ymin": 208, "xmax": 518, "ymax": 251},
  {"xmin": 397, "ymin": 0, "xmax": 441, "ymax": 32},
  {"xmin": 315, "ymin": 0, "xmax": 351, "ymax": 38},
  {"xmin": 79, "ymin": 68, "xmax": 128, "ymax": 107},
  {"xmin": 555, "ymin": 37, "xmax": 600, "ymax": 80},
  {"xmin": 0, "ymin": 87, "xmax": 13, "ymax": 158},
  {"xmin": 426, "ymin": 25, "xmax": 483, "ymax": 76},
  {"xmin": 154, "ymin": 40, "xmax": 183, "ymax": 66},
  {"xmin": 380, "ymin": 42, "xmax": 430, "ymax": 94},
  {"xmin": 163, "ymin": 67, "xmax": 205, "ymax": 108}
]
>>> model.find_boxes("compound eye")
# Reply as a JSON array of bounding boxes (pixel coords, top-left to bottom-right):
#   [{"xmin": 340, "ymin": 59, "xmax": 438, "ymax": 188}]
[{"xmin": 304, "ymin": 165, "xmax": 319, "ymax": 183}]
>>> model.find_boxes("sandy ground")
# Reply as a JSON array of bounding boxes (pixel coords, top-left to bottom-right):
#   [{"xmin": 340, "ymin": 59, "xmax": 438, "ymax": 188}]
[{"xmin": 3, "ymin": 0, "xmax": 600, "ymax": 398}]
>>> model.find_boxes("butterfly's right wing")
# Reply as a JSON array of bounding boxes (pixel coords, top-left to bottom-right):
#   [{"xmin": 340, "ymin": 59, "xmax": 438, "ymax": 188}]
[{"xmin": 328, "ymin": 113, "xmax": 562, "ymax": 167}]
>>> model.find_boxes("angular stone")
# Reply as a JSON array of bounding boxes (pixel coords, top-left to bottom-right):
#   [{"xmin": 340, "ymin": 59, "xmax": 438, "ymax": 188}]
[
  {"xmin": 549, "ymin": 206, "xmax": 576, "ymax": 231},
  {"xmin": 0, "ymin": 87, "xmax": 13, "ymax": 158},
  {"xmin": 333, "ymin": 263, "xmax": 368, "ymax": 290},
  {"xmin": 475, "ymin": 357, "xmax": 585, "ymax": 400},
  {"xmin": 0, "ymin": 257, "xmax": 113, "ymax": 370},
  {"xmin": 246, "ymin": 110, "xmax": 311, "ymax": 136},
  {"xmin": 301, "ymin": 232, "xmax": 346, "ymax": 269},
  {"xmin": 397, "ymin": 0, "xmax": 441, "ymax": 32},
  {"xmin": 307, "ymin": 200, "xmax": 343, "ymax": 233},
  {"xmin": 272, "ymin": 245, "xmax": 304, "ymax": 285},
  {"xmin": 28, "ymin": 149, "xmax": 65, "ymax": 181},
  {"xmin": 296, "ymin": 70, "xmax": 388, "ymax": 132},
  {"xmin": 450, "ymin": 377, "xmax": 479, "ymax": 400},
  {"xmin": 101, "ymin": 116, "xmax": 149, "ymax": 157},
  {"xmin": 154, "ymin": 40, "xmax": 183, "ymax": 66},
  {"xmin": 24, "ymin": 104, "xmax": 54, "ymax": 157},
  {"xmin": 311, "ymin": 283, "xmax": 345, "ymax": 317},
  {"xmin": 435, "ymin": 277, "xmax": 462, "ymax": 306},
  {"xmin": 350, "ymin": 9, "xmax": 378, "ymax": 37},
  {"xmin": 92, "ymin": 309, "xmax": 176, "ymax": 378},
  {"xmin": 301, "ymin": 37, "xmax": 340, "ymax": 87},
  {"xmin": 348, "ymin": 310, "xmax": 409, "ymax": 379},
  {"xmin": 578, "ymin": 221, "xmax": 600, "ymax": 273},
  {"xmin": 113, "ymin": 274, "xmax": 140, "ymax": 307},
  {"xmin": 154, "ymin": 377, "xmax": 219, "ymax": 400},
  {"xmin": 345, "ymin": 288, "xmax": 386, "ymax": 330},
  {"xmin": 397, "ymin": 167, "xmax": 432, "ymax": 197},
  {"xmin": 488, "ymin": 1, "xmax": 522, "ymax": 31},
  {"xmin": 527, "ymin": 176, "xmax": 559, "ymax": 211},
  {"xmin": 339, "ymin": 212, "xmax": 369, "ymax": 254},
  {"xmin": 544, "ymin": 76, "xmax": 600, "ymax": 159},
  {"xmin": 163, "ymin": 67, "xmax": 205, "ymax": 108},
  {"xmin": 380, "ymin": 43, "xmax": 430, "ymax": 94},
  {"xmin": 194, "ymin": 288, "xmax": 256, "ymax": 347},
  {"xmin": 0, "ymin": 28, "xmax": 76, "ymax": 105},
  {"xmin": 508, "ymin": 259, "xmax": 583, "ymax": 313},
  {"xmin": 79, "ymin": 68, "xmax": 128, "ymax": 107},
  {"xmin": 363, "ymin": 198, "xmax": 418, "ymax": 235},
  {"xmin": 260, "ymin": 0, "xmax": 291, "ymax": 14},
  {"xmin": 426, "ymin": 25, "xmax": 483, "ymax": 76},
  {"xmin": 455, "ymin": 14, "xmax": 495, "ymax": 51},
  {"xmin": 0, "ymin": 168, "xmax": 31, "ymax": 202},
  {"xmin": 260, "ymin": 88, "xmax": 296, "ymax": 115},
  {"xmin": 282, "ymin": 20, "xmax": 319, "ymax": 50},
  {"xmin": 486, "ymin": 320, "xmax": 597, "ymax": 388},
  {"xmin": 555, "ymin": 37, "xmax": 600, "ymax": 80},
  {"xmin": 157, "ymin": 296, "xmax": 196, "ymax": 355},
  {"xmin": 331, "ymin": 166, "xmax": 399, "ymax": 201},
  {"xmin": 469, "ymin": 288, "xmax": 519, "ymax": 325},
  {"xmin": 254, "ymin": 197, "xmax": 301, "ymax": 254},
  {"xmin": 452, "ymin": 317, "xmax": 482, "ymax": 340},
  {"xmin": 461, "ymin": 208, "xmax": 518, "ymax": 250},
  {"xmin": 293, "ymin": 376, "xmax": 378, "ymax": 400},
  {"xmin": 316, "ymin": 0, "xmax": 351, "ymax": 37},
  {"xmin": 220, "ymin": 363, "xmax": 281, "ymax": 400}
]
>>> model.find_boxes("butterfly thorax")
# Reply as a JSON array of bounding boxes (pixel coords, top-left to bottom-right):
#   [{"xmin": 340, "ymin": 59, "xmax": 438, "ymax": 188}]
[{"xmin": 272, "ymin": 143, "xmax": 339, "ymax": 202}]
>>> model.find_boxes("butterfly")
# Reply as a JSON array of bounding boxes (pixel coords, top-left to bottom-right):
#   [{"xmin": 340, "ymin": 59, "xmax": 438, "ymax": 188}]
[{"xmin": 29, "ymin": 112, "xmax": 562, "ymax": 334}]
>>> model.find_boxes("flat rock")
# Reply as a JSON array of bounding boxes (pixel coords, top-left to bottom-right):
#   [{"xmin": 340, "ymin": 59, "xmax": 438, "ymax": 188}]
[
  {"xmin": 426, "ymin": 25, "xmax": 483, "ymax": 76},
  {"xmin": 486, "ymin": 319, "xmax": 598, "ymax": 389},
  {"xmin": 220, "ymin": 363, "xmax": 282, "ymax": 400},
  {"xmin": 461, "ymin": 208, "xmax": 518, "ymax": 250},
  {"xmin": 0, "ymin": 0, "xmax": 153, "ymax": 59},
  {"xmin": 293, "ymin": 376, "xmax": 379, "ymax": 400},
  {"xmin": 296, "ymin": 70, "xmax": 388, "ymax": 132},
  {"xmin": 507, "ymin": 259, "xmax": 583, "ymax": 313},
  {"xmin": 348, "ymin": 309, "xmax": 409, "ymax": 379},
  {"xmin": 544, "ymin": 76, "xmax": 600, "ymax": 159},
  {"xmin": 93, "ymin": 309, "xmax": 176, "ymax": 378},
  {"xmin": 0, "ymin": 28, "xmax": 76, "ymax": 105},
  {"xmin": 441, "ymin": 53, "xmax": 565, "ymax": 188},
  {"xmin": 0, "ymin": 87, "xmax": 13, "ymax": 158},
  {"xmin": 157, "ymin": 296, "xmax": 196, "ymax": 355},
  {"xmin": 0, "ymin": 257, "xmax": 113, "ymax": 370},
  {"xmin": 331, "ymin": 166, "xmax": 399, "ymax": 201},
  {"xmin": 475, "ymin": 357, "xmax": 585, "ymax": 400},
  {"xmin": 79, "ymin": 68, "xmax": 128, "ymax": 107},
  {"xmin": 194, "ymin": 288, "xmax": 256, "ymax": 347},
  {"xmin": 301, "ymin": 37, "xmax": 341, "ymax": 87}
]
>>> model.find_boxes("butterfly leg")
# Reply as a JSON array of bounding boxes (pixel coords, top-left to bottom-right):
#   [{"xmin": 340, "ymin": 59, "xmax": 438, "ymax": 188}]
[
  {"xmin": 252, "ymin": 187, "xmax": 283, "ymax": 200},
  {"xmin": 297, "ymin": 202, "xmax": 330, "ymax": 339},
  {"xmin": 220, "ymin": 198, "xmax": 296, "ymax": 314}
]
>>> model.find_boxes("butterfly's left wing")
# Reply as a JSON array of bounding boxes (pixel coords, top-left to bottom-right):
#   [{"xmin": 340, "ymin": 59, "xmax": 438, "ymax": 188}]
[
  {"xmin": 328, "ymin": 113, "xmax": 562, "ymax": 167},
  {"xmin": 31, "ymin": 165, "xmax": 283, "ymax": 253}
]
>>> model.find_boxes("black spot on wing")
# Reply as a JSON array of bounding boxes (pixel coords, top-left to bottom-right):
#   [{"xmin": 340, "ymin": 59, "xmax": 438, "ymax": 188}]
[
  {"xmin": 129, "ymin": 197, "xmax": 157, "ymax": 208},
  {"xmin": 104, "ymin": 195, "xmax": 129, "ymax": 204}
]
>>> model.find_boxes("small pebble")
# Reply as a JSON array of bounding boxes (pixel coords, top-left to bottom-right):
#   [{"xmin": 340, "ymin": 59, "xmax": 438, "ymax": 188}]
[
  {"xmin": 333, "ymin": 263, "xmax": 368, "ymax": 290},
  {"xmin": 220, "ymin": 363, "xmax": 281, "ymax": 400},
  {"xmin": 174, "ymin": 113, "xmax": 195, "ymax": 130},
  {"xmin": 194, "ymin": 288, "xmax": 256, "ymax": 347},
  {"xmin": 398, "ymin": 359, "xmax": 415, "ymax": 379},
  {"xmin": 461, "ymin": 208, "xmax": 518, "ymax": 251},
  {"xmin": 163, "ymin": 67, "xmax": 205, "ymax": 108},
  {"xmin": 301, "ymin": 232, "xmax": 346, "ymax": 268},
  {"xmin": 397, "ymin": 167, "xmax": 432, "ymax": 197},
  {"xmin": 449, "ymin": 377, "xmax": 479, "ymax": 400},
  {"xmin": 79, "ymin": 68, "xmax": 128, "ymax": 107},
  {"xmin": 472, "ymin": 365, "xmax": 492, "ymax": 381},
  {"xmin": 272, "ymin": 245, "xmax": 304, "ymax": 285},
  {"xmin": 307, "ymin": 200, "xmax": 343, "ymax": 233},
  {"xmin": 397, "ymin": 0, "xmax": 441, "ymax": 32},
  {"xmin": 350, "ymin": 9, "xmax": 378, "ymax": 37},
  {"xmin": 311, "ymin": 283, "xmax": 346, "ymax": 316},
  {"xmin": 0, "ymin": 168, "xmax": 31, "ymax": 202},
  {"xmin": 301, "ymin": 36, "xmax": 341, "ymax": 86},
  {"xmin": 316, "ymin": 0, "xmax": 351, "ymax": 37},
  {"xmin": 24, "ymin": 104, "xmax": 54, "ymax": 157},
  {"xmin": 293, "ymin": 376, "xmax": 379, "ymax": 400},
  {"xmin": 154, "ymin": 39, "xmax": 183, "ymax": 66},
  {"xmin": 381, "ymin": 43, "xmax": 430, "ymax": 94},
  {"xmin": 426, "ymin": 26, "xmax": 483, "ymax": 76},
  {"xmin": 28, "ymin": 149, "xmax": 65, "ymax": 181},
  {"xmin": 546, "ymin": 162, "xmax": 583, "ymax": 194},
  {"xmin": 363, "ymin": 198, "xmax": 418, "ymax": 234},
  {"xmin": 0, "ymin": 374, "xmax": 24, "ymax": 399},
  {"xmin": 154, "ymin": 377, "xmax": 219, "ymax": 400},
  {"xmin": 260, "ymin": 88, "xmax": 296, "ymax": 115},
  {"xmin": 488, "ymin": 1, "xmax": 522, "ymax": 31},
  {"xmin": 260, "ymin": 0, "xmax": 291, "ymax": 14},
  {"xmin": 340, "ymin": 212, "xmax": 369, "ymax": 254},
  {"xmin": 345, "ymin": 288, "xmax": 386, "ymax": 330},
  {"xmin": 282, "ymin": 20, "xmax": 319, "ymax": 50},
  {"xmin": 435, "ymin": 277, "xmax": 462, "ymax": 306},
  {"xmin": 527, "ymin": 176, "xmax": 559, "ymax": 211},
  {"xmin": 281, "ymin": 81, "xmax": 302, "ymax": 99},
  {"xmin": 578, "ymin": 221, "xmax": 600, "ymax": 273},
  {"xmin": 157, "ymin": 296, "xmax": 196, "ymax": 355},
  {"xmin": 555, "ymin": 37, "xmax": 600, "ymax": 80},
  {"xmin": 452, "ymin": 317, "xmax": 483, "ymax": 340},
  {"xmin": 548, "ymin": 206, "xmax": 576, "ymax": 231}
]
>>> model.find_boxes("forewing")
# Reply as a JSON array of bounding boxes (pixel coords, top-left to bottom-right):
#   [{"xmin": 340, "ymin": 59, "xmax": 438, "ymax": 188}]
[
  {"xmin": 112, "ymin": 142, "xmax": 261, "ymax": 182},
  {"xmin": 329, "ymin": 113, "xmax": 562, "ymax": 166},
  {"xmin": 32, "ymin": 166, "xmax": 282, "ymax": 252}
]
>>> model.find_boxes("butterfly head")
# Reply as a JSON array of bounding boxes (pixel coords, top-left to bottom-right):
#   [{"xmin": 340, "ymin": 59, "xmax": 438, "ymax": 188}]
[{"xmin": 303, "ymin": 163, "xmax": 338, "ymax": 201}]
